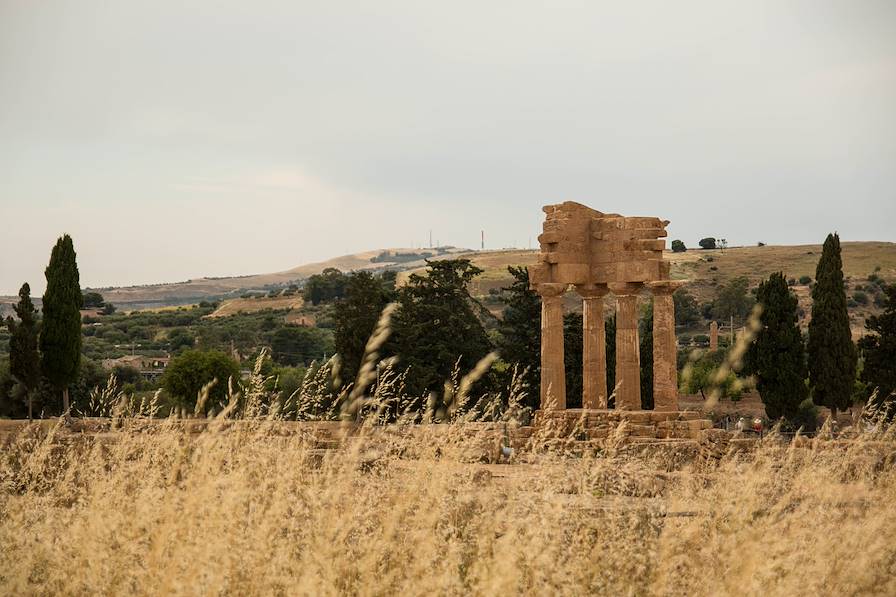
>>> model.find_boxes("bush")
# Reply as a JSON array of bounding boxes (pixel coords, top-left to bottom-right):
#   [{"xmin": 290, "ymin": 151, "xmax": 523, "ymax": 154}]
[
  {"xmin": 853, "ymin": 291, "xmax": 869, "ymax": 306},
  {"xmin": 671, "ymin": 240, "xmax": 687, "ymax": 253},
  {"xmin": 787, "ymin": 278, "xmax": 796, "ymax": 287},
  {"xmin": 792, "ymin": 398, "xmax": 820, "ymax": 432},
  {"xmin": 799, "ymin": 276, "xmax": 812, "ymax": 285},
  {"xmin": 162, "ymin": 350, "xmax": 241, "ymax": 413},
  {"xmin": 699, "ymin": 238, "xmax": 717, "ymax": 250}
]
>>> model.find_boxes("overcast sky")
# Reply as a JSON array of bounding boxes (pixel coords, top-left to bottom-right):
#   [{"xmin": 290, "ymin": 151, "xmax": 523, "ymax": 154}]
[{"xmin": 1, "ymin": 0, "xmax": 894, "ymax": 294}]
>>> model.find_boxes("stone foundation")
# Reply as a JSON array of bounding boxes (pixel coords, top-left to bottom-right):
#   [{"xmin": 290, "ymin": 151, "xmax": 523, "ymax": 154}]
[{"xmin": 533, "ymin": 409, "xmax": 714, "ymax": 441}]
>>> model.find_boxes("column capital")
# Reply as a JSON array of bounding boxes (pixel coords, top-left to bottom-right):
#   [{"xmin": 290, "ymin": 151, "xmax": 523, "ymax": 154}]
[
  {"xmin": 646, "ymin": 280, "xmax": 687, "ymax": 296},
  {"xmin": 535, "ymin": 283, "xmax": 568, "ymax": 298},
  {"xmin": 575, "ymin": 283, "xmax": 609, "ymax": 299},
  {"xmin": 608, "ymin": 282, "xmax": 643, "ymax": 296}
]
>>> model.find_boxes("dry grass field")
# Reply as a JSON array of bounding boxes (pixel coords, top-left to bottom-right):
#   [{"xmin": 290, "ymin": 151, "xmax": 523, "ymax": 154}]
[
  {"xmin": 208, "ymin": 295, "xmax": 305, "ymax": 318},
  {"xmin": 1, "ymin": 413, "xmax": 895, "ymax": 596}
]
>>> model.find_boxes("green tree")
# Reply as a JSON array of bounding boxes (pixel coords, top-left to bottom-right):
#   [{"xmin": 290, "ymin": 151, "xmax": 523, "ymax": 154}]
[
  {"xmin": 858, "ymin": 284, "xmax": 896, "ymax": 418},
  {"xmin": 388, "ymin": 259, "xmax": 492, "ymax": 399},
  {"xmin": 681, "ymin": 349, "xmax": 743, "ymax": 402},
  {"xmin": 640, "ymin": 300, "xmax": 654, "ymax": 409},
  {"xmin": 699, "ymin": 237, "xmax": 717, "ymax": 250},
  {"xmin": 606, "ymin": 314, "xmax": 616, "ymax": 407},
  {"xmin": 6, "ymin": 283, "xmax": 41, "ymax": 418},
  {"xmin": 270, "ymin": 326, "xmax": 333, "ymax": 367},
  {"xmin": 497, "ymin": 266, "xmax": 541, "ymax": 409},
  {"xmin": 333, "ymin": 271, "xmax": 398, "ymax": 386},
  {"xmin": 304, "ymin": 268, "xmax": 348, "ymax": 305},
  {"xmin": 671, "ymin": 239, "xmax": 687, "ymax": 253},
  {"xmin": 162, "ymin": 349, "xmax": 240, "ymax": 413},
  {"xmin": 747, "ymin": 272, "xmax": 808, "ymax": 423},
  {"xmin": 82, "ymin": 291, "xmax": 105, "ymax": 308},
  {"xmin": 807, "ymin": 233, "xmax": 857, "ymax": 418},
  {"xmin": 40, "ymin": 235, "xmax": 83, "ymax": 415},
  {"xmin": 674, "ymin": 288, "xmax": 700, "ymax": 326},
  {"xmin": 713, "ymin": 277, "xmax": 755, "ymax": 321}
]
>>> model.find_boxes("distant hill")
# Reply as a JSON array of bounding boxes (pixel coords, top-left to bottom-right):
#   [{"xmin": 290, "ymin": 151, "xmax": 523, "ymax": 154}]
[
  {"xmin": 45, "ymin": 247, "xmax": 465, "ymax": 310},
  {"xmin": 2, "ymin": 242, "xmax": 892, "ymax": 319}
]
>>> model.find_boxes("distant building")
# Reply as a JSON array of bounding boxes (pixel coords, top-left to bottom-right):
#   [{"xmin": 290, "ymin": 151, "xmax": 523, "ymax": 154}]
[{"xmin": 101, "ymin": 354, "xmax": 171, "ymax": 381}]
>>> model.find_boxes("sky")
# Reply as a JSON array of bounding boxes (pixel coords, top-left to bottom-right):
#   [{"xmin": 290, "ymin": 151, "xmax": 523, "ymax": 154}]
[{"xmin": 1, "ymin": 0, "xmax": 894, "ymax": 295}]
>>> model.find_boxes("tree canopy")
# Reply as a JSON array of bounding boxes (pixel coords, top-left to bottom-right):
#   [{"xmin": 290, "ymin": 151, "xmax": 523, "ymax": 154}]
[
  {"xmin": 333, "ymin": 271, "xmax": 398, "ymax": 386},
  {"xmin": 807, "ymin": 233, "xmax": 857, "ymax": 416},
  {"xmin": 747, "ymin": 272, "xmax": 807, "ymax": 423},
  {"xmin": 712, "ymin": 277, "xmax": 755, "ymax": 322},
  {"xmin": 40, "ymin": 234, "xmax": 83, "ymax": 413},
  {"xmin": 6, "ymin": 283, "xmax": 41, "ymax": 418},
  {"xmin": 858, "ymin": 283, "xmax": 896, "ymax": 417},
  {"xmin": 162, "ymin": 349, "xmax": 241, "ymax": 413},
  {"xmin": 497, "ymin": 266, "xmax": 541, "ymax": 409},
  {"xmin": 304, "ymin": 268, "xmax": 348, "ymax": 305},
  {"xmin": 387, "ymin": 259, "xmax": 492, "ymax": 398}
]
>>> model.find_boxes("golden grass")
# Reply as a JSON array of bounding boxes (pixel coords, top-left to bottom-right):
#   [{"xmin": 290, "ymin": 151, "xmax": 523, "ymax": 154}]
[
  {"xmin": 1, "ymin": 415, "xmax": 895, "ymax": 596},
  {"xmin": 208, "ymin": 295, "xmax": 305, "ymax": 318}
]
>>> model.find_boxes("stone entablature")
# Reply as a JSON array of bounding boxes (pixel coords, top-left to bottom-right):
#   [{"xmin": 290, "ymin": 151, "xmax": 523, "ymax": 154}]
[{"xmin": 530, "ymin": 201, "xmax": 685, "ymax": 413}]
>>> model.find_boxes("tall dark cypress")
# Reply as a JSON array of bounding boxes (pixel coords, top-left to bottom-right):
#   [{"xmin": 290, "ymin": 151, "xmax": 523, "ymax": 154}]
[
  {"xmin": 563, "ymin": 312, "xmax": 583, "ymax": 409},
  {"xmin": 7, "ymin": 283, "xmax": 41, "ymax": 419},
  {"xmin": 748, "ymin": 272, "xmax": 808, "ymax": 422},
  {"xmin": 639, "ymin": 300, "xmax": 654, "ymax": 410},
  {"xmin": 606, "ymin": 314, "xmax": 616, "ymax": 408},
  {"xmin": 807, "ymin": 233, "xmax": 857, "ymax": 418},
  {"xmin": 497, "ymin": 267, "xmax": 542, "ymax": 409},
  {"xmin": 40, "ymin": 235, "xmax": 83, "ymax": 415}
]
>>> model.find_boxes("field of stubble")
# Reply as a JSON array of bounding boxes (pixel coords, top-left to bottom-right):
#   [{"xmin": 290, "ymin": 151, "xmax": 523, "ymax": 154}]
[{"xmin": 1, "ymin": 418, "xmax": 894, "ymax": 596}]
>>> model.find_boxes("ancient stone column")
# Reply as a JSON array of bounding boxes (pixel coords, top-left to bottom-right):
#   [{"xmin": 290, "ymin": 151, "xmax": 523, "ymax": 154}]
[
  {"xmin": 610, "ymin": 283, "xmax": 643, "ymax": 410},
  {"xmin": 709, "ymin": 321, "xmax": 719, "ymax": 351},
  {"xmin": 578, "ymin": 284, "xmax": 609, "ymax": 409},
  {"xmin": 648, "ymin": 281, "xmax": 686, "ymax": 411},
  {"xmin": 538, "ymin": 283, "xmax": 567, "ymax": 410}
]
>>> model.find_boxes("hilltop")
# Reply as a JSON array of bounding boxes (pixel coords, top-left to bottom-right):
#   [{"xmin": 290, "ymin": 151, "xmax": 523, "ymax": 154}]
[{"xmin": 2, "ymin": 242, "xmax": 892, "ymax": 320}]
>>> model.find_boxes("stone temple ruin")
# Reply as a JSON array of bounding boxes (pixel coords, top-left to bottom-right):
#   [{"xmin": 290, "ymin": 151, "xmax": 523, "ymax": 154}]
[{"xmin": 529, "ymin": 202, "xmax": 711, "ymax": 440}]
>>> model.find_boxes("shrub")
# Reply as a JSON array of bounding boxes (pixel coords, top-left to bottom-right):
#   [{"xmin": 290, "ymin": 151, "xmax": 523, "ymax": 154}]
[
  {"xmin": 699, "ymin": 237, "xmax": 717, "ymax": 250},
  {"xmin": 162, "ymin": 349, "xmax": 241, "ymax": 413},
  {"xmin": 787, "ymin": 278, "xmax": 796, "ymax": 287},
  {"xmin": 671, "ymin": 240, "xmax": 687, "ymax": 253},
  {"xmin": 853, "ymin": 291, "xmax": 869, "ymax": 306},
  {"xmin": 792, "ymin": 398, "xmax": 820, "ymax": 432},
  {"xmin": 799, "ymin": 276, "xmax": 812, "ymax": 285}
]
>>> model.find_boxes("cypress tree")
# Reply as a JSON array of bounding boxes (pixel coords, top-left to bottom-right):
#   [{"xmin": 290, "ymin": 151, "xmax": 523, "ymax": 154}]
[
  {"xmin": 606, "ymin": 314, "xmax": 616, "ymax": 408},
  {"xmin": 333, "ymin": 271, "xmax": 398, "ymax": 385},
  {"xmin": 639, "ymin": 300, "xmax": 654, "ymax": 410},
  {"xmin": 563, "ymin": 312, "xmax": 583, "ymax": 409},
  {"xmin": 6, "ymin": 283, "xmax": 41, "ymax": 419},
  {"xmin": 807, "ymin": 233, "xmax": 857, "ymax": 418},
  {"xmin": 497, "ymin": 266, "xmax": 542, "ymax": 409},
  {"xmin": 858, "ymin": 283, "xmax": 896, "ymax": 417},
  {"xmin": 40, "ymin": 235, "xmax": 83, "ymax": 415},
  {"xmin": 747, "ymin": 272, "xmax": 807, "ymax": 422}
]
